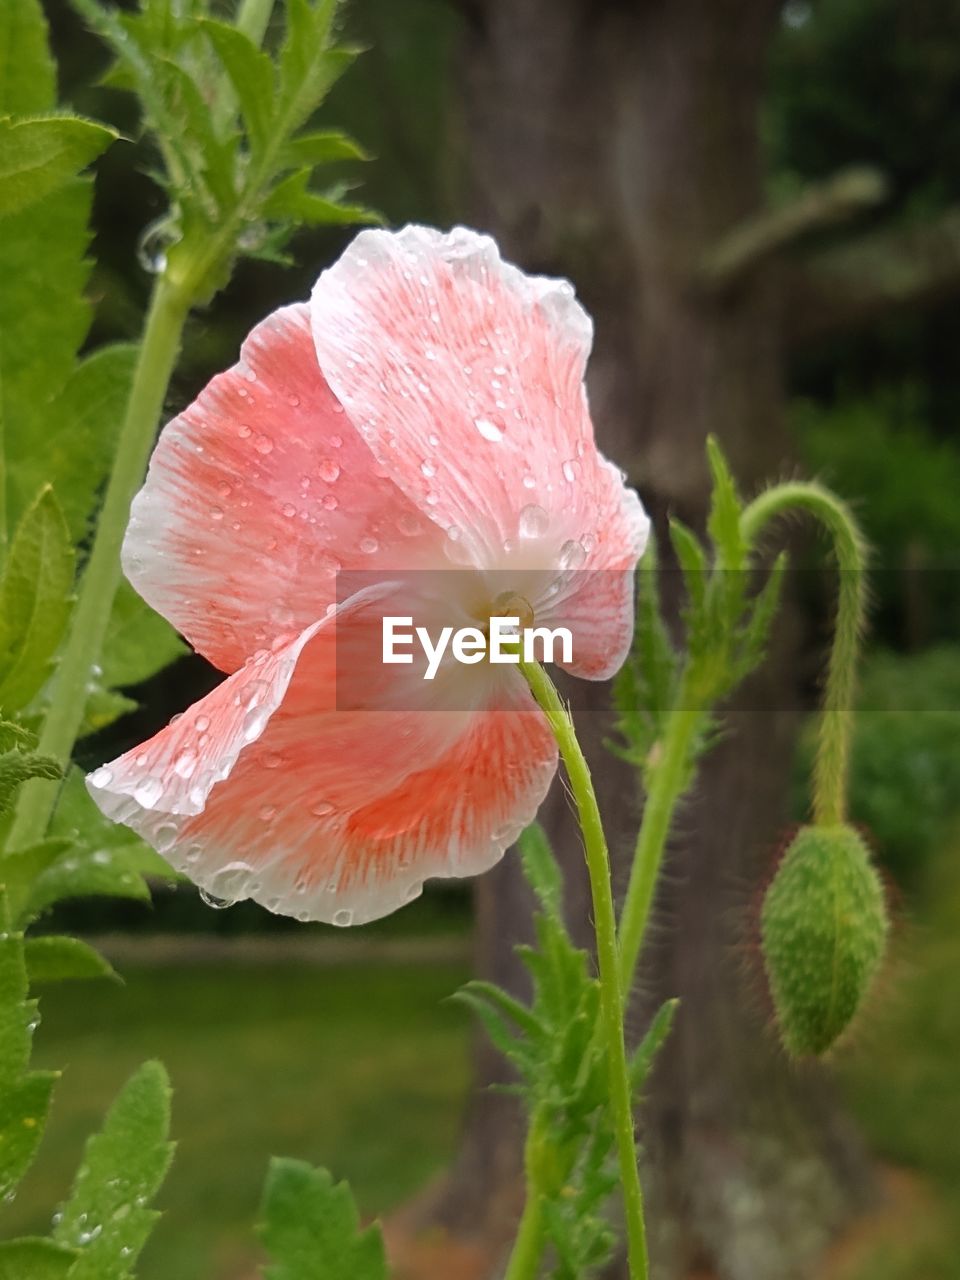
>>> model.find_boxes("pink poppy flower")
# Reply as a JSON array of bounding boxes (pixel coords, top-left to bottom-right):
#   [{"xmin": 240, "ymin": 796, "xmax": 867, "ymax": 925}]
[{"xmin": 87, "ymin": 227, "xmax": 648, "ymax": 924}]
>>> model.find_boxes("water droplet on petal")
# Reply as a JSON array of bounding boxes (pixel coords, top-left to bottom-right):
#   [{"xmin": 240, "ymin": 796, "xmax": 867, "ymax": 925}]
[
  {"xmin": 238, "ymin": 424, "xmax": 252, "ymax": 439},
  {"xmin": 420, "ymin": 459, "xmax": 436, "ymax": 478},
  {"xmin": 318, "ymin": 459, "xmax": 340, "ymax": 483},
  {"xmin": 310, "ymin": 800, "xmax": 335, "ymax": 817},
  {"xmin": 562, "ymin": 458, "xmax": 580, "ymax": 483},
  {"xmin": 332, "ymin": 908, "xmax": 354, "ymax": 927},
  {"xmin": 217, "ymin": 482, "xmax": 232, "ymax": 498},
  {"xmin": 195, "ymin": 715, "xmax": 211, "ymax": 733},
  {"xmin": 174, "ymin": 752, "xmax": 197, "ymax": 779},
  {"xmin": 254, "ymin": 434, "xmax": 273, "ymax": 455},
  {"xmin": 155, "ymin": 823, "xmax": 178, "ymax": 852},
  {"xmin": 259, "ymin": 804, "xmax": 276, "ymax": 821},
  {"xmin": 199, "ymin": 889, "xmax": 232, "ymax": 910},
  {"xmin": 89, "ymin": 766, "xmax": 113, "ymax": 788},
  {"xmin": 242, "ymin": 706, "xmax": 270, "ymax": 742},
  {"xmin": 474, "ymin": 416, "xmax": 503, "ymax": 442},
  {"xmin": 559, "ymin": 539, "xmax": 586, "ymax": 570},
  {"xmin": 522, "ymin": 474, "xmax": 536, "ymax": 490},
  {"xmin": 322, "ymin": 493, "xmax": 338, "ymax": 511},
  {"xmin": 134, "ymin": 777, "xmax": 164, "ymax": 809},
  {"xmin": 282, "ymin": 503, "xmax": 297, "ymax": 518},
  {"xmin": 210, "ymin": 506, "xmax": 224, "ymax": 521},
  {"xmin": 360, "ymin": 536, "xmax": 379, "ymax": 554},
  {"xmin": 287, "ymin": 393, "xmax": 301, "ymax": 407},
  {"xmin": 519, "ymin": 504, "xmax": 549, "ymax": 539}
]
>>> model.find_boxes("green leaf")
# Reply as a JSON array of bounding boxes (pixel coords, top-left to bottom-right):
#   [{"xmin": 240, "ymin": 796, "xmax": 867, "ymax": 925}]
[
  {"xmin": 705, "ymin": 435, "xmax": 745, "ymax": 573},
  {"xmin": 78, "ymin": 688, "xmax": 138, "ymax": 740},
  {"xmin": 54, "ymin": 1061, "xmax": 173, "ymax": 1279},
  {"xmin": 0, "ymin": 0, "xmax": 56, "ymax": 114},
  {"xmin": 199, "ymin": 19, "xmax": 275, "ymax": 155},
  {"xmin": 99, "ymin": 582, "xmax": 187, "ymax": 690},
  {"xmin": 0, "ymin": 906, "xmax": 56, "ymax": 1200},
  {"xmin": 24, "ymin": 936, "xmax": 117, "ymax": 985},
  {"xmin": 0, "ymin": 839, "xmax": 72, "ymax": 926},
  {"xmin": 0, "ymin": 1239, "xmax": 77, "ymax": 1280},
  {"xmin": 8, "ymin": 344, "xmax": 137, "ymax": 544},
  {"xmin": 258, "ymin": 1158, "xmax": 387, "ymax": 1280},
  {"xmin": 0, "ymin": 117, "xmax": 116, "ymax": 217},
  {"xmin": 0, "ymin": 179, "xmax": 96, "ymax": 511},
  {"xmin": 281, "ymin": 129, "xmax": 369, "ymax": 167},
  {"xmin": 0, "ymin": 487, "xmax": 74, "ymax": 710},
  {"xmin": 517, "ymin": 822, "xmax": 563, "ymax": 917},
  {"xmin": 0, "ymin": 718, "xmax": 35, "ymax": 752},
  {"xmin": 262, "ymin": 169, "xmax": 379, "ymax": 225},
  {"xmin": 668, "ymin": 518, "xmax": 707, "ymax": 607},
  {"xmin": 630, "ymin": 998, "xmax": 679, "ymax": 1090},
  {"xmin": 23, "ymin": 846, "xmax": 154, "ymax": 922},
  {"xmin": 0, "ymin": 749, "xmax": 61, "ymax": 816}
]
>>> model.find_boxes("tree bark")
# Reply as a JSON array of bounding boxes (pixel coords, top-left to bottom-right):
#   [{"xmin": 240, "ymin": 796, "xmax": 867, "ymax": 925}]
[{"xmin": 424, "ymin": 3, "xmax": 878, "ymax": 1277}]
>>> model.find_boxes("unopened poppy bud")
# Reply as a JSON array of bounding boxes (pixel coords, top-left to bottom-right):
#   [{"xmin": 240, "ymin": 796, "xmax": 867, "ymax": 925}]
[{"xmin": 761, "ymin": 824, "xmax": 888, "ymax": 1057}]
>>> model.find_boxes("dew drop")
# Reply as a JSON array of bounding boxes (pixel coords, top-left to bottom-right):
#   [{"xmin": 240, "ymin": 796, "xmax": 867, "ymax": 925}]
[
  {"xmin": 420, "ymin": 459, "xmax": 436, "ymax": 478},
  {"xmin": 262, "ymin": 751, "xmax": 282, "ymax": 768},
  {"xmin": 217, "ymin": 482, "xmax": 232, "ymax": 498},
  {"xmin": 89, "ymin": 766, "xmax": 113, "ymax": 788},
  {"xmin": 259, "ymin": 804, "xmax": 277, "ymax": 821},
  {"xmin": 518, "ymin": 504, "xmax": 549, "ymax": 539},
  {"xmin": 238, "ymin": 424, "xmax": 252, "ymax": 439},
  {"xmin": 558, "ymin": 538, "xmax": 587, "ymax": 570},
  {"xmin": 562, "ymin": 458, "xmax": 580, "ymax": 484},
  {"xmin": 318, "ymin": 459, "xmax": 340, "ymax": 483},
  {"xmin": 210, "ymin": 506, "xmax": 224, "ymax": 521},
  {"xmin": 242, "ymin": 706, "xmax": 270, "ymax": 742},
  {"xmin": 254, "ymin": 434, "xmax": 274, "ymax": 455},
  {"xmin": 332, "ymin": 908, "xmax": 354, "ymax": 927},
  {"xmin": 522, "ymin": 473, "xmax": 536, "ymax": 490},
  {"xmin": 199, "ymin": 889, "xmax": 232, "ymax": 910},
  {"xmin": 174, "ymin": 751, "xmax": 197, "ymax": 779},
  {"xmin": 310, "ymin": 800, "xmax": 335, "ymax": 817},
  {"xmin": 322, "ymin": 493, "xmax": 338, "ymax": 511},
  {"xmin": 134, "ymin": 777, "xmax": 164, "ymax": 809},
  {"xmin": 330, "ymin": 433, "xmax": 343, "ymax": 447},
  {"xmin": 155, "ymin": 823, "xmax": 178, "ymax": 852},
  {"xmin": 360, "ymin": 535, "xmax": 379, "ymax": 554},
  {"xmin": 282, "ymin": 503, "xmax": 297, "ymax": 518},
  {"xmin": 474, "ymin": 416, "xmax": 503, "ymax": 442},
  {"xmin": 287, "ymin": 393, "xmax": 301, "ymax": 407},
  {"xmin": 195, "ymin": 715, "xmax": 211, "ymax": 732}
]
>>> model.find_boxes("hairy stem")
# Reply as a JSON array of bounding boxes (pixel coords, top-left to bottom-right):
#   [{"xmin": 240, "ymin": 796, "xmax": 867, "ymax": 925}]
[
  {"xmin": 6, "ymin": 275, "xmax": 191, "ymax": 851},
  {"xmin": 740, "ymin": 481, "xmax": 867, "ymax": 827},
  {"xmin": 501, "ymin": 1109, "xmax": 548, "ymax": 1280},
  {"xmin": 618, "ymin": 702, "xmax": 702, "ymax": 993},
  {"xmin": 520, "ymin": 659, "xmax": 649, "ymax": 1280}
]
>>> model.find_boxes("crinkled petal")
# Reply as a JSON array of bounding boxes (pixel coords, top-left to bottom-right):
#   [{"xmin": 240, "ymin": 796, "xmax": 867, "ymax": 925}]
[
  {"xmin": 87, "ymin": 590, "xmax": 557, "ymax": 925},
  {"xmin": 123, "ymin": 302, "xmax": 446, "ymax": 673},
  {"xmin": 309, "ymin": 225, "xmax": 648, "ymax": 672}
]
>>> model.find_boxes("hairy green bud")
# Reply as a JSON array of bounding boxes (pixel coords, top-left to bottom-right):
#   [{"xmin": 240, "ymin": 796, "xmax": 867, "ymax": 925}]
[{"xmin": 761, "ymin": 824, "xmax": 888, "ymax": 1056}]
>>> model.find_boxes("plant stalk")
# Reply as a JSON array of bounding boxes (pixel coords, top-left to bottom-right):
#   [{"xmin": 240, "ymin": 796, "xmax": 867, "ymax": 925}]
[
  {"xmin": 740, "ymin": 481, "xmax": 867, "ymax": 827},
  {"xmin": 520, "ymin": 659, "xmax": 649, "ymax": 1280},
  {"xmin": 6, "ymin": 274, "xmax": 191, "ymax": 851}
]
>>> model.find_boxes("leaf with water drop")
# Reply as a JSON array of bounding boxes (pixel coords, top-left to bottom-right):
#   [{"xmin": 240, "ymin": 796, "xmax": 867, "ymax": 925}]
[
  {"xmin": 258, "ymin": 1158, "xmax": 387, "ymax": 1280},
  {"xmin": 55, "ymin": 1061, "xmax": 174, "ymax": 1280},
  {"xmin": 0, "ymin": 117, "xmax": 116, "ymax": 218}
]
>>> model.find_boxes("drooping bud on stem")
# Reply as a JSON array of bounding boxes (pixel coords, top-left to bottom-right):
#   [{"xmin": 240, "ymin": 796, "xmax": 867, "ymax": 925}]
[{"xmin": 761, "ymin": 824, "xmax": 888, "ymax": 1056}]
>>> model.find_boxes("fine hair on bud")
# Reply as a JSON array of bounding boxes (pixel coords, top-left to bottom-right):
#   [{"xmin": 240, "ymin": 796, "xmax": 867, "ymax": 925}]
[{"xmin": 761, "ymin": 823, "xmax": 889, "ymax": 1057}]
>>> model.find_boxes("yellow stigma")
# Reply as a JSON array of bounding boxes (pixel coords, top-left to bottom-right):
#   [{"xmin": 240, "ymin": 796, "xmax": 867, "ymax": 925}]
[{"xmin": 487, "ymin": 590, "xmax": 535, "ymax": 630}]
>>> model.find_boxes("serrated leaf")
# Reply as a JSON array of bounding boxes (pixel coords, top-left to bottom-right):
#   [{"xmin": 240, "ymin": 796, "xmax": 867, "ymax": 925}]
[
  {"xmin": 0, "ymin": 487, "xmax": 74, "ymax": 710},
  {"xmin": 706, "ymin": 435, "xmax": 744, "ymax": 573},
  {"xmin": 258, "ymin": 1158, "xmax": 387, "ymax": 1280},
  {"xmin": 0, "ymin": 1072, "xmax": 58, "ymax": 1200},
  {"xmin": 0, "ymin": 179, "xmax": 96, "ymax": 510},
  {"xmin": 262, "ymin": 169, "xmax": 379, "ymax": 225},
  {"xmin": 0, "ymin": 117, "xmax": 116, "ymax": 217},
  {"xmin": 199, "ymin": 19, "xmax": 274, "ymax": 155},
  {"xmin": 668, "ymin": 518, "xmax": 707, "ymax": 606},
  {"xmin": 281, "ymin": 129, "xmax": 369, "ymax": 167},
  {"xmin": 8, "ymin": 344, "xmax": 137, "ymax": 544},
  {"xmin": 99, "ymin": 582, "xmax": 187, "ymax": 690},
  {"xmin": 54, "ymin": 1061, "xmax": 173, "ymax": 1280},
  {"xmin": 450, "ymin": 988, "xmax": 524, "ymax": 1064},
  {"xmin": 23, "ymin": 847, "xmax": 153, "ymax": 922},
  {"xmin": 517, "ymin": 822, "xmax": 562, "ymax": 917},
  {"xmin": 24, "ymin": 936, "xmax": 117, "ymax": 985},
  {"xmin": 0, "ymin": 839, "xmax": 73, "ymax": 927},
  {"xmin": 0, "ymin": 749, "xmax": 61, "ymax": 816},
  {"xmin": 0, "ymin": 718, "xmax": 35, "ymax": 752},
  {"xmin": 0, "ymin": 1239, "xmax": 77, "ymax": 1280},
  {"xmin": 0, "ymin": 0, "xmax": 56, "ymax": 115},
  {"xmin": 630, "ymin": 998, "xmax": 679, "ymax": 1090}
]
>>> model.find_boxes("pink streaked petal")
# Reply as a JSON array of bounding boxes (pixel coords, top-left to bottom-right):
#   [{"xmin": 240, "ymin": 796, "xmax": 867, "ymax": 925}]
[
  {"xmin": 123, "ymin": 302, "xmax": 445, "ymax": 673},
  {"xmin": 310, "ymin": 226, "xmax": 649, "ymax": 588},
  {"xmin": 87, "ymin": 592, "xmax": 557, "ymax": 925}
]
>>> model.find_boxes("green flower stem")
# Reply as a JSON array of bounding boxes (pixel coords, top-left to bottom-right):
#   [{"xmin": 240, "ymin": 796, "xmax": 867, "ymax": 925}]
[
  {"xmin": 6, "ymin": 274, "xmax": 191, "ymax": 851},
  {"xmin": 502, "ymin": 1108, "xmax": 549, "ymax": 1280},
  {"xmin": 520, "ymin": 659, "xmax": 649, "ymax": 1280},
  {"xmin": 740, "ymin": 482, "xmax": 867, "ymax": 828},
  {"xmin": 618, "ymin": 701, "xmax": 702, "ymax": 993}
]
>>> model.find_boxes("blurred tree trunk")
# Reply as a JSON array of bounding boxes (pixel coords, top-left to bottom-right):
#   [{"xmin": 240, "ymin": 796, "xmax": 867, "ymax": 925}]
[{"xmin": 418, "ymin": 3, "xmax": 879, "ymax": 1277}]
